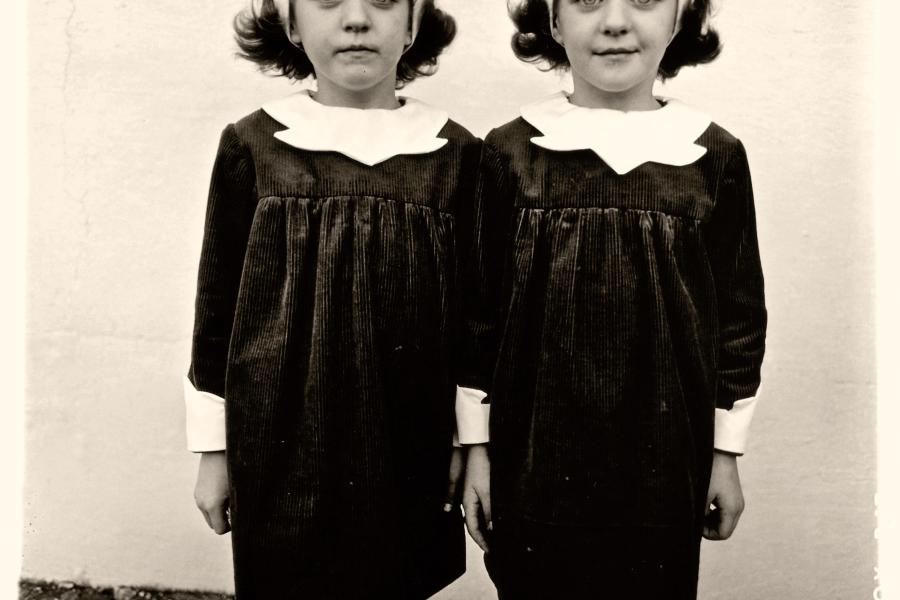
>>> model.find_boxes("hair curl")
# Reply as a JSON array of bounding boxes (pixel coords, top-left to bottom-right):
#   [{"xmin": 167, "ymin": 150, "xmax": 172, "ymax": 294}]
[
  {"xmin": 234, "ymin": 0, "xmax": 456, "ymax": 87},
  {"xmin": 509, "ymin": 0, "xmax": 721, "ymax": 80}
]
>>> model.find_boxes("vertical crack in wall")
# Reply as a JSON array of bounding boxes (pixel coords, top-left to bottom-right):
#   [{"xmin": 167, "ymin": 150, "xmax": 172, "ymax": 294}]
[
  {"xmin": 60, "ymin": 0, "xmax": 91, "ymax": 285},
  {"xmin": 62, "ymin": 0, "xmax": 76, "ymax": 100}
]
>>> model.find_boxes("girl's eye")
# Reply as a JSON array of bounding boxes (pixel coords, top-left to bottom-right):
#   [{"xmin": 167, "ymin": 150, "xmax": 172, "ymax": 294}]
[
  {"xmin": 573, "ymin": 0, "xmax": 661, "ymax": 6},
  {"xmin": 314, "ymin": 0, "xmax": 399, "ymax": 6}
]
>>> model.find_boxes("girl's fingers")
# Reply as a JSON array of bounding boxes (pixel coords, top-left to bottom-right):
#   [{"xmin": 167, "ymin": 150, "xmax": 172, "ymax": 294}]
[
  {"xmin": 463, "ymin": 490, "xmax": 489, "ymax": 552},
  {"xmin": 195, "ymin": 452, "xmax": 231, "ymax": 534},
  {"xmin": 444, "ymin": 448, "xmax": 465, "ymax": 509},
  {"xmin": 702, "ymin": 502, "xmax": 721, "ymax": 540},
  {"xmin": 468, "ymin": 518, "xmax": 489, "ymax": 553},
  {"xmin": 480, "ymin": 487, "xmax": 493, "ymax": 532},
  {"xmin": 199, "ymin": 507, "xmax": 214, "ymax": 530},
  {"xmin": 703, "ymin": 480, "xmax": 722, "ymax": 537},
  {"xmin": 208, "ymin": 502, "xmax": 231, "ymax": 535},
  {"xmin": 703, "ymin": 498, "xmax": 715, "ymax": 537},
  {"xmin": 717, "ymin": 502, "xmax": 742, "ymax": 539},
  {"xmin": 703, "ymin": 503, "xmax": 741, "ymax": 540}
]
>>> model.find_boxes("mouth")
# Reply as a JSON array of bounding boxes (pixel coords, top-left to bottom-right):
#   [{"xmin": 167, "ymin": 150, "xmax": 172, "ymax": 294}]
[
  {"xmin": 336, "ymin": 45, "xmax": 377, "ymax": 55},
  {"xmin": 595, "ymin": 48, "xmax": 639, "ymax": 56}
]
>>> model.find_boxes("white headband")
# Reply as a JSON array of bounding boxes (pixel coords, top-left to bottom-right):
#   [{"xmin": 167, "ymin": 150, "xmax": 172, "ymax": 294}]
[
  {"xmin": 544, "ymin": 0, "xmax": 694, "ymax": 41},
  {"xmin": 274, "ymin": 0, "xmax": 426, "ymax": 50}
]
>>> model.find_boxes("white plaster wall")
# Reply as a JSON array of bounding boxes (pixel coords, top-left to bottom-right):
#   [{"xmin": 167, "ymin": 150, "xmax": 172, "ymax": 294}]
[{"xmin": 25, "ymin": 0, "xmax": 876, "ymax": 597}]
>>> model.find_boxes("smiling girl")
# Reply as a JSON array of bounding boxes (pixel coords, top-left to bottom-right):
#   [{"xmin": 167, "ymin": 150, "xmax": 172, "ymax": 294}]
[
  {"xmin": 461, "ymin": 0, "xmax": 767, "ymax": 598},
  {"xmin": 184, "ymin": 1, "xmax": 486, "ymax": 597}
]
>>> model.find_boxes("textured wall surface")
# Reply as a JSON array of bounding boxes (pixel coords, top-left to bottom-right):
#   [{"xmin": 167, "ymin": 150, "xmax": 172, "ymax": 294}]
[{"xmin": 25, "ymin": 0, "xmax": 876, "ymax": 598}]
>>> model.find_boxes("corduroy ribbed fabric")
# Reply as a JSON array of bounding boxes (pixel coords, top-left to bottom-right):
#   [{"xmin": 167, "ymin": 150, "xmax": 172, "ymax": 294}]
[
  {"xmin": 478, "ymin": 118, "xmax": 767, "ymax": 599},
  {"xmin": 188, "ymin": 110, "xmax": 484, "ymax": 599}
]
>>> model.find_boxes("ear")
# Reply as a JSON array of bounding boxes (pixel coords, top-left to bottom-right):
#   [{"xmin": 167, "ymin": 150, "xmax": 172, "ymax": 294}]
[
  {"xmin": 550, "ymin": 22, "xmax": 565, "ymax": 47},
  {"xmin": 274, "ymin": 0, "xmax": 301, "ymax": 44},
  {"xmin": 404, "ymin": 0, "xmax": 424, "ymax": 51}
]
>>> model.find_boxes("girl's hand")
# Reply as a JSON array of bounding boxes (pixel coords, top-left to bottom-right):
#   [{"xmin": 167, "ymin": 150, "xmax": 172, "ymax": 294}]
[
  {"xmin": 703, "ymin": 451, "xmax": 745, "ymax": 541},
  {"xmin": 462, "ymin": 444, "xmax": 492, "ymax": 552},
  {"xmin": 194, "ymin": 451, "xmax": 231, "ymax": 535},
  {"xmin": 444, "ymin": 446, "xmax": 466, "ymax": 511}
]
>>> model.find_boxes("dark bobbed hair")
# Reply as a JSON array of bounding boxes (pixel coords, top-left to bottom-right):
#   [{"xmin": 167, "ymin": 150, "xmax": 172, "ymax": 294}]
[
  {"xmin": 509, "ymin": 0, "xmax": 722, "ymax": 80},
  {"xmin": 234, "ymin": 0, "xmax": 456, "ymax": 87}
]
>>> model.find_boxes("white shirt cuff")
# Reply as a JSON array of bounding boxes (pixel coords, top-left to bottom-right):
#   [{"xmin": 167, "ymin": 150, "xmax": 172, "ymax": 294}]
[
  {"xmin": 184, "ymin": 375, "xmax": 227, "ymax": 452},
  {"xmin": 714, "ymin": 395, "xmax": 758, "ymax": 455},
  {"xmin": 455, "ymin": 385, "xmax": 490, "ymax": 444}
]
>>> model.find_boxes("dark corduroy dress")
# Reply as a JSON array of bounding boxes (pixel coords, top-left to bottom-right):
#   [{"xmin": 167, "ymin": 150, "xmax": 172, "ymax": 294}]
[
  {"xmin": 474, "ymin": 119, "xmax": 767, "ymax": 599},
  {"xmin": 188, "ymin": 110, "xmax": 483, "ymax": 599}
]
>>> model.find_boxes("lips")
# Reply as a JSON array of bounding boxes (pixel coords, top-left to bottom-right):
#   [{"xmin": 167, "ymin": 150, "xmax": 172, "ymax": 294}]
[
  {"xmin": 337, "ymin": 45, "xmax": 377, "ymax": 54},
  {"xmin": 596, "ymin": 48, "xmax": 638, "ymax": 56}
]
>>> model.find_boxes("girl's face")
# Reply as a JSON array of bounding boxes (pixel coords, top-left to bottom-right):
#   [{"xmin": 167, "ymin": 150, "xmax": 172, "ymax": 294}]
[
  {"xmin": 291, "ymin": 0, "xmax": 411, "ymax": 106},
  {"xmin": 554, "ymin": 0, "xmax": 678, "ymax": 109}
]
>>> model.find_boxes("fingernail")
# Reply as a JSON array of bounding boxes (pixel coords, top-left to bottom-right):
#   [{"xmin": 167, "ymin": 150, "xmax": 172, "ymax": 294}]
[
  {"xmin": 487, "ymin": 521, "xmax": 493, "ymax": 531},
  {"xmin": 443, "ymin": 503, "xmax": 453, "ymax": 512}
]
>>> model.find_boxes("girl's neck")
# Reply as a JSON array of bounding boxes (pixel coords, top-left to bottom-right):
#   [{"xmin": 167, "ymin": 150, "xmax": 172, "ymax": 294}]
[
  {"xmin": 312, "ymin": 77, "xmax": 401, "ymax": 110},
  {"xmin": 568, "ymin": 78, "xmax": 661, "ymax": 112}
]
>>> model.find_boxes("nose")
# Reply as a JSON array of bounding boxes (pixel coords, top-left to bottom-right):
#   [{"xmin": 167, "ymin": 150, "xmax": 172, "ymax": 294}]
[
  {"xmin": 342, "ymin": 0, "xmax": 372, "ymax": 33},
  {"xmin": 600, "ymin": 0, "xmax": 631, "ymax": 36}
]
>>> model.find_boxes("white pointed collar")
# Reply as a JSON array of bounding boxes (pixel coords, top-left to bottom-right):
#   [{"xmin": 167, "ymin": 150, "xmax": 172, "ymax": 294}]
[
  {"xmin": 521, "ymin": 92, "xmax": 712, "ymax": 175},
  {"xmin": 262, "ymin": 90, "xmax": 449, "ymax": 167}
]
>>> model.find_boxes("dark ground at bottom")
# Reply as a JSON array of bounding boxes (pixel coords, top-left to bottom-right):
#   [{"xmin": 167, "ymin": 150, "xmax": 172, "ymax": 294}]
[{"xmin": 19, "ymin": 580, "xmax": 233, "ymax": 600}]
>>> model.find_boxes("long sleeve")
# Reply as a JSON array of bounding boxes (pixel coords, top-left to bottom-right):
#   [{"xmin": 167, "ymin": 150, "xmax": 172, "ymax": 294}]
[
  {"xmin": 705, "ymin": 139, "xmax": 767, "ymax": 454},
  {"xmin": 453, "ymin": 140, "xmax": 514, "ymax": 443},
  {"xmin": 185, "ymin": 124, "xmax": 257, "ymax": 452}
]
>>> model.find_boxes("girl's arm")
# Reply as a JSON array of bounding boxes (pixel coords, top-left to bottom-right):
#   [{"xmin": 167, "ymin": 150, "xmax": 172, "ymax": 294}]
[
  {"xmin": 186, "ymin": 125, "xmax": 257, "ymax": 534},
  {"xmin": 706, "ymin": 139, "xmax": 767, "ymax": 455},
  {"xmin": 456, "ymin": 138, "xmax": 513, "ymax": 551},
  {"xmin": 454, "ymin": 141, "xmax": 512, "ymax": 437},
  {"xmin": 702, "ymin": 139, "xmax": 766, "ymax": 540},
  {"xmin": 185, "ymin": 124, "xmax": 257, "ymax": 452}
]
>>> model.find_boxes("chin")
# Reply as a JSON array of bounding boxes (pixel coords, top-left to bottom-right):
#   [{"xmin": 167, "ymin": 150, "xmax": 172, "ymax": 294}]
[
  {"xmin": 589, "ymin": 81, "xmax": 639, "ymax": 95},
  {"xmin": 608, "ymin": 84, "xmax": 642, "ymax": 94},
  {"xmin": 336, "ymin": 69, "xmax": 390, "ymax": 88},
  {"xmin": 579, "ymin": 69, "xmax": 642, "ymax": 95}
]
